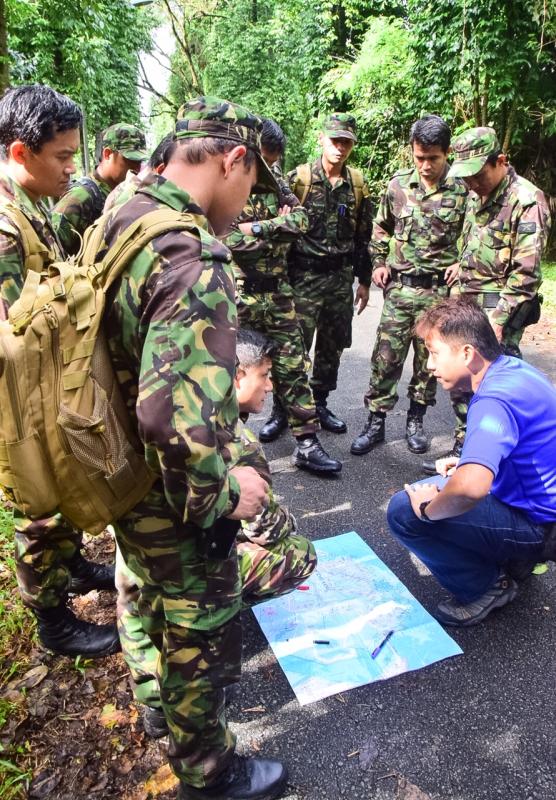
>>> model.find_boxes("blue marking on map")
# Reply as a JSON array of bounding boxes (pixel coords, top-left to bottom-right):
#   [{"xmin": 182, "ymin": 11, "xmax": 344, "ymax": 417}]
[{"xmin": 252, "ymin": 531, "xmax": 463, "ymax": 705}]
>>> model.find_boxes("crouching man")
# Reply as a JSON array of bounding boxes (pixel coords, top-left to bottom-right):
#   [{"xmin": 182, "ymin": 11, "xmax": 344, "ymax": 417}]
[{"xmin": 387, "ymin": 297, "xmax": 556, "ymax": 627}]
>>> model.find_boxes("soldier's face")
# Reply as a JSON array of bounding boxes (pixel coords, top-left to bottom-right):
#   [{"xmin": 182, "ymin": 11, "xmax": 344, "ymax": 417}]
[
  {"xmin": 463, "ymin": 158, "xmax": 507, "ymax": 198},
  {"xmin": 425, "ymin": 332, "xmax": 472, "ymax": 392},
  {"xmin": 412, "ymin": 143, "xmax": 448, "ymax": 185},
  {"xmin": 13, "ymin": 128, "xmax": 79, "ymax": 199},
  {"xmin": 320, "ymin": 134, "xmax": 354, "ymax": 167},
  {"xmin": 235, "ymin": 359, "xmax": 273, "ymax": 414},
  {"xmin": 262, "ymin": 147, "xmax": 281, "ymax": 167},
  {"xmin": 109, "ymin": 151, "xmax": 142, "ymax": 184}
]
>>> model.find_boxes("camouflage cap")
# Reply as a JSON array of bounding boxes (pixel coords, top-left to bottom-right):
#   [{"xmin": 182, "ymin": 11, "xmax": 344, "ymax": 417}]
[
  {"xmin": 322, "ymin": 113, "xmax": 358, "ymax": 142},
  {"xmin": 448, "ymin": 127, "xmax": 500, "ymax": 178},
  {"xmin": 102, "ymin": 123, "xmax": 148, "ymax": 161},
  {"xmin": 175, "ymin": 96, "xmax": 278, "ymax": 193}
]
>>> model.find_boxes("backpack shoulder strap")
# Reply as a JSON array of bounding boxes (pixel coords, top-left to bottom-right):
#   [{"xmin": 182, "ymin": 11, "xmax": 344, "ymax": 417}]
[
  {"xmin": 291, "ymin": 163, "xmax": 313, "ymax": 206},
  {"xmin": 346, "ymin": 166, "xmax": 367, "ymax": 213},
  {"xmin": 0, "ymin": 200, "xmax": 55, "ymax": 273}
]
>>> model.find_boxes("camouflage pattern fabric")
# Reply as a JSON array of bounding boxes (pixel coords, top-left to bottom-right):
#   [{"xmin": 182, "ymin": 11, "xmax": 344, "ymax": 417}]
[
  {"xmin": 101, "ymin": 123, "xmax": 148, "ymax": 161},
  {"xmin": 291, "ymin": 266, "xmax": 354, "ymax": 395},
  {"xmin": 224, "ymin": 165, "xmax": 318, "ymax": 436},
  {"xmin": 364, "ymin": 284, "xmax": 450, "ymax": 412},
  {"xmin": 0, "ymin": 166, "xmax": 83, "ymax": 610},
  {"xmin": 365, "ymin": 167, "xmax": 466, "ymax": 411},
  {"xmin": 104, "ymin": 169, "xmax": 144, "ymax": 213},
  {"xmin": 51, "ymin": 170, "xmax": 112, "ymax": 255},
  {"xmin": 449, "ymin": 127, "xmax": 500, "ymax": 178},
  {"xmin": 115, "ymin": 420, "xmax": 316, "ymax": 736},
  {"xmin": 369, "ymin": 167, "xmax": 467, "ymax": 276},
  {"xmin": 287, "ymin": 157, "xmax": 373, "ymax": 284},
  {"xmin": 456, "ymin": 166, "xmax": 550, "ymax": 330},
  {"xmin": 322, "ymin": 112, "xmax": 358, "ymax": 142},
  {"xmin": 287, "ymin": 157, "xmax": 373, "ymax": 396}
]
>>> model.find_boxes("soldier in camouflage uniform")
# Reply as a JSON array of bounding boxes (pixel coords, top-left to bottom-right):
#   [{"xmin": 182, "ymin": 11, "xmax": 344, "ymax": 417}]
[
  {"xmin": 52, "ymin": 122, "xmax": 147, "ymax": 255},
  {"xmin": 0, "ymin": 84, "xmax": 118, "ymax": 658},
  {"xmin": 423, "ymin": 127, "xmax": 550, "ymax": 473},
  {"xmin": 96, "ymin": 97, "xmax": 288, "ymax": 799},
  {"xmin": 116, "ymin": 328, "xmax": 317, "ymax": 736},
  {"xmin": 224, "ymin": 119, "xmax": 341, "ymax": 475},
  {"xmin": 351, "ymin": 116, "xmax": 467, "ymax": 457},
  {"xmin": 103, "ymin": 132, "xmax": 174, "ymax": 213},
  {"xmin": 287, "ymin": 113, "xmax": 373, "ymax": 433}
]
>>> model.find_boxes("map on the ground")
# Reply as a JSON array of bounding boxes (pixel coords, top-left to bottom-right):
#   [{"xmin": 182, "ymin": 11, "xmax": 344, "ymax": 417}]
[{"xmin": 252, "ymin": 531, "xmax": 463, "ymax": 705}]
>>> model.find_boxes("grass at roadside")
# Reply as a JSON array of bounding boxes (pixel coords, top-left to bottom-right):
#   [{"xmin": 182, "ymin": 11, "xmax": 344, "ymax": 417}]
[
  {"xmin": 0, "ymin": 504, "xmax": 35, "ymax": 799},
  {"xmin": 541, "ymin": 260, "xmax": 556, "ymax": 310}
]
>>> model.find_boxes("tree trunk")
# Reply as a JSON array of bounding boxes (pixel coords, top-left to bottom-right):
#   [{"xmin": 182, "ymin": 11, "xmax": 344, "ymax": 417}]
[
  {"xmin": 0, "ymin": 0, "xmax": 9, "ymax": 93},
  {"xmin": 502, "ymin": 99, "xmax": 518, "ymax": 153},
  {"xmin": 480, "ymin": 74, "xmax": 489, "ymax": 126}
]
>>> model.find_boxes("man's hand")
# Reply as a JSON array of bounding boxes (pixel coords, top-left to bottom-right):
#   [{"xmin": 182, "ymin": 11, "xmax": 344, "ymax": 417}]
[
  {"xmin": 278, "ymin": 205, "xmax": 291, "ymax": 216},
  {"xmin": 354, "ymin": 283, "xmax": 370, "ymax": 315},
  {"xmin": 372, "ymin": 266, "xmax": 390, "ymax": 289},
  {"xmin": 444, "ymin": 263, "xmax": 460, "ymax": 287},
  {"xmin": 435, "ymin": 456, "xmax": 459, "ymax": 477},
  {"xmin": 238, "ymin": 221, "xmax": 254, "ymax": 236},
  {"xmin": 403, "ymin": 481, "xmax": 440, "ymax": 518},
  {"xmin": 227, "ymin": 466, "xmax": 269, "ymax": 521}
]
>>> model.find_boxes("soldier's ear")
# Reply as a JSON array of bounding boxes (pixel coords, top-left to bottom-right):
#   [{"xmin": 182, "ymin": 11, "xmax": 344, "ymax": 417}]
[
  {"xmin": 222, "ymin": 145, "xmax": 248, "ymax": 178},
  {"xmin": 9, "ymin": 140, "xmax": 30, "ymax": 166}
]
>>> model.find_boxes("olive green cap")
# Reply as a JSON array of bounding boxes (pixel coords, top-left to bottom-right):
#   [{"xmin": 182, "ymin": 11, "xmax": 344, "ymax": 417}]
[
  {"xmin": 175, "ymin": 96, "xmax": 278, "ymax": 193},
  {"xmin": 102, "ymin": 123, "xmax": 148, "ymax": 161},
  {"xmin": 448, "ymin": 127, "xmax": 500, "ymax": 178},
  {"xmin": 322, "ymin": 112, "xmax": 358, "ymax": 143}
]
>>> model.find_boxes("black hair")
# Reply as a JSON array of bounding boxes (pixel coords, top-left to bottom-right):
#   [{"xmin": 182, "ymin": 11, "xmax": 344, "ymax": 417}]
[
  {"xmin": 236, "ymin": 327, "xmax": 277, "ymax": 368},
  {"xmin": 415, "ymin": 297, "xmax": 502, "ymax": 361},
  {"xmin": 260, "ymin": 118, "xmax": 286, "ymax": 155},
  {"xmin": 149, "ymin": 132, "xmax": 175, "ymax": 169},
  {"xmin": 485, "ymin": 149, "xmax": 503, "ymax": 167},
  {"xmin": 0, "ymin": 84, "xmax": 82, "ymax": 156},
  {"xmin": 410, "ymin": 114, "xmax": 451, "ymax": 154},
  {"xmin": 172, "ymin": 137, "xmax": 257, "ymax": 169}
]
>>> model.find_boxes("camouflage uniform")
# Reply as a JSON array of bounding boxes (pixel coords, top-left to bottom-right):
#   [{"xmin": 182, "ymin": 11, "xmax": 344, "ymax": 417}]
[
  {"xmin": 223, "ymin": 165, "xmax": 319, "ymax": 437},
  {"xmin": 448, "ymin": 128, "xmax": 551, "ymax": 442},
  {"xmin": 116, "ymin": 419, "xmax": 316, "ymax": 708},
  {"xmin": 364, "ymin": 166, "xmax": 467, "ymax": 412},
  {"xmin": 0, "ymin": 166, "xmax": 83, "ymax": 609},
  {"xmin": 95, "ymin": 99, "xmax": 278, "ymax": 790},
  {"xmin": 287, "ymin": 117, "xmax": 373, "ymax": 399},
  {"xmin": 104, "ymin": 169, "xmax": 144, "ymax": 213},
  {"xmin": 52, "ymin": 123, "xmax": 147, "ymax": 255}
]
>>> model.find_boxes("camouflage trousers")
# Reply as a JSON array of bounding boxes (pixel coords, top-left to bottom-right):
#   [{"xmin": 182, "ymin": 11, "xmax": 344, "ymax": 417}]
[
  {"xmin": 364, "ymin": 283, "xmax": 449, "ymax": 413},
  {"xmin": 14, "ymin": 510, "xmax": 82, "ymax": 609},
  {"xmin": 237, "ymin": 282, "xmax": 319, "ymax": 437},
  {"xmin": 115, "ymin": 489, "xmax": 315, "ymax": 789},
  {"xmin": 289, "ymin": 265, "xmax": 354, "ymax": 396}
]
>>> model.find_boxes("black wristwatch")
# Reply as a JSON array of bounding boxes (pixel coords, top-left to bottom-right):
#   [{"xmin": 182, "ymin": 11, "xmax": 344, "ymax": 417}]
[
  {"xmin": 419, "ymin": 500, "xmax": 433, "ymax": 521},
  {"xmin": 251, "ymin": 221, "xmax": 263, "ymax": 237}
]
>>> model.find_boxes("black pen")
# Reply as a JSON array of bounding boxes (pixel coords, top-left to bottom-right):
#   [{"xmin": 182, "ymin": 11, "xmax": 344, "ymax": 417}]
[{"xmin": 371, "ymin": 630, "xmax": 394, "ymax": 659}]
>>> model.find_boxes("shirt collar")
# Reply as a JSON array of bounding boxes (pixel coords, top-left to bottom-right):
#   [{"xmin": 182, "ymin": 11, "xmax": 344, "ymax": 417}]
[{"xmin": 136, "ymin": 172, "xmax": 208, "ymax": 226}]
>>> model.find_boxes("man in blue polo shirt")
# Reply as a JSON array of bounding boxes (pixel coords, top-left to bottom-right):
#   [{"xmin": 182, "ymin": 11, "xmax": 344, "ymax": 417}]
[{"xmin": 387, "ymin": 296, "xmax": 556, "ymax": 626}]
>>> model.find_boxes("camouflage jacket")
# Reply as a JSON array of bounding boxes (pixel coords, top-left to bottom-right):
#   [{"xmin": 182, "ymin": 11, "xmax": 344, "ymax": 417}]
[
  {"xmin": 104, "ymin": 169, "xmax": 145, "ymax": 214},
  {"xmin": 236, "ymin": 420, "xmax": 296, "ymax": 546},
  {"xmin": 287, "ymin": 157, "xmax": 373, "ymax": 285},
  {"xmin": 458, "ymin": 166, "xmax": 550, "ymax": 326},
  {"xmin": 97, "ymin": 172, "xmax": 242, "ymax": 531},
  {"xmin": 52, "ymin": 169, "xmax": 112, "ymax": 256},
  {"xmin": 223, "ymin": 165, "xmax": 308, "ymax": 279},
  {"xmin": 370, "ymin": 166, "xmax": 468, "ymax": 275},
  {"xmin": 0, "ymin": 167, "xmax": 63, "ymax": 318}
]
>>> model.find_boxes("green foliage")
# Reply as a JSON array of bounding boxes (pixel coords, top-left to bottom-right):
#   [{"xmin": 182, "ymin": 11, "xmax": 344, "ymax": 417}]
[
  {"xmin": 541, "ymin": 261, "xmax": 556, "ymax": 309},
  {"xmin": 6, "ymin": 0, "xmax": 156, "ymax": 134}
]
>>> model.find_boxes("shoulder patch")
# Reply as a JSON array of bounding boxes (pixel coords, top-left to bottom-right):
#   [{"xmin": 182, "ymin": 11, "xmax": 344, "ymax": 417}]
[{"xmin": 517, "ymin": 221, "xmax": 537, "ymax": 234}]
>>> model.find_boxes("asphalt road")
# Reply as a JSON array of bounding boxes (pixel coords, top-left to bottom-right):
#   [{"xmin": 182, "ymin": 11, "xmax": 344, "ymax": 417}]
[{"xmin": 230, "ymin": 286, "xmax": 556, "ymax": 800}]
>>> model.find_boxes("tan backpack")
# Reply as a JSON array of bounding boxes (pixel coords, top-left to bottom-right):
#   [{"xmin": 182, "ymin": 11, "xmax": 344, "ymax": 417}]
[
  {"xmin": 291, "ymin": 163, "xmax": 368, "ymax": 210},
  {"xmin": 0, "ymin": 208, "xmax": 196, "ymax": 533}
]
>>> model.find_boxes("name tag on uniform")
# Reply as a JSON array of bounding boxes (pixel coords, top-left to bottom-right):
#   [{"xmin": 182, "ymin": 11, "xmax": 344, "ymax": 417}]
[
  {"xmin": 517, "ymin": 221, "xmax": 537, "ymax": 234},
  {"xmin": 440, "ymin": 198, "xmax": 456, "ymax": 208}
]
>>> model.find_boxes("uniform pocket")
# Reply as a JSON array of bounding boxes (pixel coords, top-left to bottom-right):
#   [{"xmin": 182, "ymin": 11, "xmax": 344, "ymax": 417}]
[
  {"xmin": 4, "ymin": 433, "xmax": 60, "ymax": 516},
  {"xmin": 394, "ymin": 209, "xmax": 413, "ymax": 242}
]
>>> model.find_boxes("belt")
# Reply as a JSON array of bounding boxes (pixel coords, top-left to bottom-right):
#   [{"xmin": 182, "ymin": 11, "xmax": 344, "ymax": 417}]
[
  {"xmin": 293, "ymin": 254, "xmax": 350, "ymax": 273},
  {"xmin": 394, "ymin": 271, "xmax": 447, "ymax": 289},
  {"xmin": 241, "ymin": 274, "xmax": 281, "ymax": 293}
]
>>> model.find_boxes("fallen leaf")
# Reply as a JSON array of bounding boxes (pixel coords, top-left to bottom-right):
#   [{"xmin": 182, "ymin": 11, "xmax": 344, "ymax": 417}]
[
  {"xmin": 397, "ymin": 776, "xmax": 432, "ymax": 800},
  {"xmin": 144, "ymin": 763, "xmax": 179, "ymax": 796},
  {"xmin": 99, "ymin": 703, "xmax": 128, "ymax": 729},
  {"xmin": 29, "ymin": 770, "xmax": 62, "ymax": 799},
  {"xmin": 358, "ymin": 738, "xmax": 379, "ymax": 769},
  {"xmin": 7, "ymin": 664, "xmax": 48, "ymax": 691}
]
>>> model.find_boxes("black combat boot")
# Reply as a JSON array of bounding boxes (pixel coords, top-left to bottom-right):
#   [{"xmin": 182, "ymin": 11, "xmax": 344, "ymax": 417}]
[
  {"xmin": 422, "ymin": 438, "xmax": 463, "ymax": 476},
  {"xmin": 178, "ymin": 755, "xmax": 288, "ymax": 800},
  {"xmin": 313, "ymin": 390, "xmax": 346, "ymax": 434},
  {"xmin": 259, "ymin": 399, "xmax": 287, "ymax": 443},
  {"xmin": 293, "ymin": 436, "xmax": 342, "ymax": 474},
  {"xmin": 142, "ymin": 706, "xmax": 169, "ymax": 739},
  {"xmin": 406, "ymin": 401, "xmax": 429, "ymax": 454},
  {"xmin": 350, "ymin": 412, "xmax": 385, "ymax": 455},
  {"xmin": 68, "ymin": 551, "xmax": 116, "ymax": 594},
  {"xmin": 35, "ymin": 604, "xmax": 121, "ymax": 658}
]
